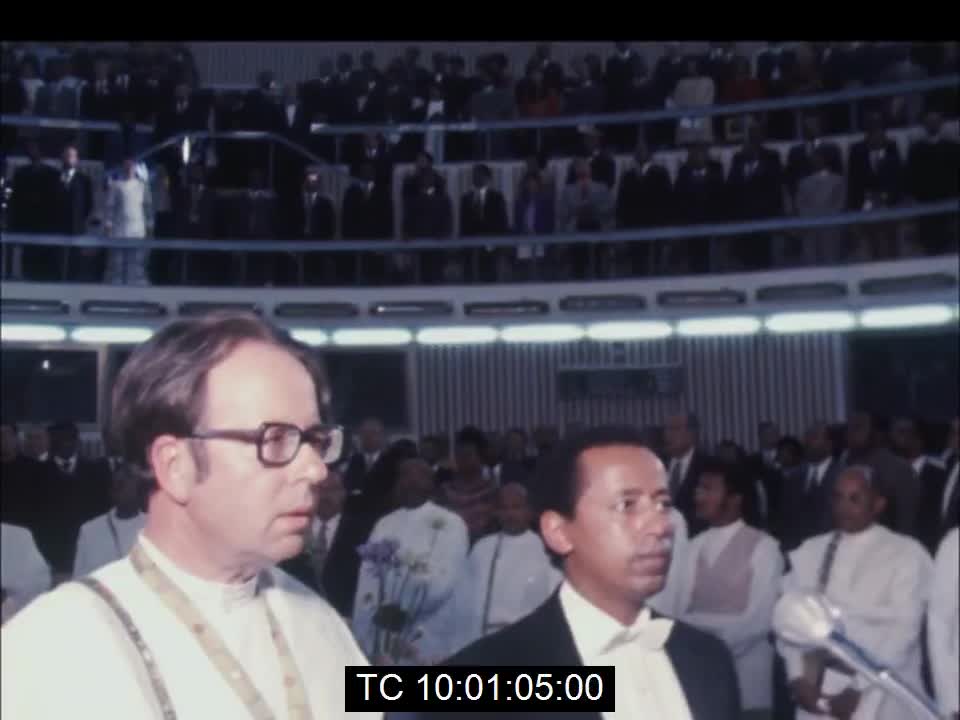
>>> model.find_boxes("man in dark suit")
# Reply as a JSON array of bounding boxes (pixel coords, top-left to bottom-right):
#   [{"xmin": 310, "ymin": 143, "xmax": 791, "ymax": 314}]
[
  {"xmin": 907, "ymin": 111, "xmax": 960, "ymax": 255},
  {"xmin": 616, "ymin": 141, "xmax": 674, "ymax": 274},
  {"xmin": 53, "ymin": 144, "xmax": 98, "ymax": 283},
  {"xmin": 663, "ymin": 412, "xmax": 708, "ymax": 536},
  {"xmin": 279, "ymin": 167, "xmax": 336, "ymax": 285},
  {"xmin": 565, "ymin": 128, "xmax": 617, "ymax": 189},
  {"xmin": 785, "ymin": 113, "xmax": 844, "ymax": 199},
  {"xmin": 777, "ymin": 422, "xmax": 841, "ymax": 552},
  {"xmin": 890, "ymin": 416, "xmax": 950, "ymax": 553},
  {"xmin": 459, "ymin": 163, "xmax": 508, "ymax": 282},
  {"xmin": 0, "ymin": 422, "xmax": 50, "ymax": 533},
  {"xmin": 33, "ymin": 421, "xmax": 112, "ymax": 577},
  {"xmin": 847, "ymin": 113, "xmax": 904, "ymax": 212},
  {"xmin": 673, "ymin": 143, "xmax": 726, "ymax": 273},
  {"xmin": 726, "ymin": 123, "xmax": 784, "ymax": 268},
  {"xmin": 279, "ymin": 469, "xmax": 346, "ymax": 600},
  {"xmin": 343, "ymin": 418, "xmax": 387, "ymax": 496},
  {"xmin": 432, "ymin": 425, "xmax": 741, "ymax": 720}
]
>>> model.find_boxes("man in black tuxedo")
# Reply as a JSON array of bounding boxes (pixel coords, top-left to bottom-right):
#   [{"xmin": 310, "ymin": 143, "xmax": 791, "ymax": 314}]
[
  {"xmin": 907, "ymin": 111, "xmax": 960, "ymax": 255},
  {"xmin": 53, "ymin": 144, "xmax": 98, "ymax": 282},
  {"xmin": 890, "ymin": 416, "xmax": 950, "ymax": 553},
  {"xmin": 777, "ymin": 422, "xmax": 841, "ymax": 552},
  {"xmin": 430, "ymin": 426, "xmax": 740, "ymax": 720},
  {"xmin": 280, "ymin": 167, "xmax": 337, "ymax": 285},
  {"xmin": 616, "ymin": 141, "xmax": 674, "ymax": 274},
  {"xmin": 663, "ymin": 412, "xmax": 708, "ymax": 537},
  {"xmin": 33, "ymin": 421, "xmax": 112, "ymax": 577}
]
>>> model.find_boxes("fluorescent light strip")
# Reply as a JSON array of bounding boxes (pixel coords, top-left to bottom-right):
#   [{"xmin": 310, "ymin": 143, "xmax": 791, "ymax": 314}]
[
  {"xmin": 416, "ymin": 326, "xmax": 499, "ymax": 345},
  {"xmin": 1, "ymin": 324, "xmax": 68, "ymax": 342},
  {"xmin": 70, "ymin": 326, "xmax": 154, "ymax": 344},
  {"xmin": 331, "ymin": 328, "xmax": 413, "ymax": 346},
  {"xmin": 765, "ymin": 311, "xmax": 856, "ymax": 334},
  {"xmin": 587, "ymin": 321, "xmax": 673, "ymax": 341},
  {"xmin": 500, "ymin": 324, "xmax": 585, "ymax": 343},
  {"xmin": 676, "ymin": 316, "xmax": 761, "ymax": 337},
  {"xmin": 860, "ymin": 304, "xmax": 955, "ymax": 329},
  {"xmin": 290, "ymin": 329, "xmax": 329, "ymax": 346}
]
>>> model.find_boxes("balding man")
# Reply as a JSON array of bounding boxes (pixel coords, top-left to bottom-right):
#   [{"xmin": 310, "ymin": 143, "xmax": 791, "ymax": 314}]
[
  {"xmin": 664, "ymin": 411, "xmax": 708, "ymax": 535},
  {"xmin": 449, "ymin": 483, "xmax": 561, "ymax": 654},
  {"xmin": 344, "ymin": 417, "xmax": 386, "ymax": 494},
  {"xmin": 777, "ymin": 465, "xmax": 932, "ymax": 720},
  {"xmin": 352, "ymin": 458, "xmax": 468, "ymax": 665},
  {"xmin": 279, "ymin": 469, "xmax": 346, "ymax": 598}
]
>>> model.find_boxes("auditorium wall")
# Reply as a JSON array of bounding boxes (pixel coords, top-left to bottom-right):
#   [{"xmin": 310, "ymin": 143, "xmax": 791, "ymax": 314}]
[{"xmin": 412, "ymin": 333, "xmax": 848, "ymax": 450}]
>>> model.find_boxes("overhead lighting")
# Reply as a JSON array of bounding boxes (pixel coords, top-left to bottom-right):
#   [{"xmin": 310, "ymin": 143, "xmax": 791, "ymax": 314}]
[
  {"xmin": 765, "ymin": 311, "xmax": 856, "ymax": 334},
  {"xmin": 1, "ymin": 324, "xmax": 67, "ymax": 342},
  {"xmin": 500, "ymin": 324, "xmax": 585, "ymax": 343},
  {"xmin": 331, "ymin": 328, "xmax": 412, "ymax": 346},
  {"xmin": 859, "ymin": 304, "xmax": 955, "ymax": 329},
  {"xmin": 586, "ymin": 321, "xmax": 673, "ymax": 341},
  {"xmin": 676, "ymin": 316, "xmax": 761, "ymax": 337},
  {"xmin": 416, "ymin": 326, "xmax": 499, "ymax": 345},
  {"xmin": 289, "ymin": 329, "xmax": 329, "ymax": 346},
  {"xmin": 70, "ymin": 326, "xmax": 154, "ymax": 344}
]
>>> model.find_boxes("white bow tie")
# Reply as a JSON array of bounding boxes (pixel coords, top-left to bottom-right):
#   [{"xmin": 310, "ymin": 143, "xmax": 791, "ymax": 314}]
[{"xmin": 604, "ymin": 613, "xmax": 673, "ymax": 653}]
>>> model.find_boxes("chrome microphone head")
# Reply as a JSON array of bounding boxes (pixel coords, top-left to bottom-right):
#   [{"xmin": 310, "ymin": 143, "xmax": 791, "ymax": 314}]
[{"xmin": 773, "ymin": 591, "xmax": 843, "ymax": 649}]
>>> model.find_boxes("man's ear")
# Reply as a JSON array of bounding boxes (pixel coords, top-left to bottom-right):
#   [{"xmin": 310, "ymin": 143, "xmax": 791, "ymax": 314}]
[
  {"xmin": 148, "ymin": 435, "xmax": 195, "ymax": 505},
  {"xmin": 540, "ymin": 509, "xmax": 573, "ymax": 560}
]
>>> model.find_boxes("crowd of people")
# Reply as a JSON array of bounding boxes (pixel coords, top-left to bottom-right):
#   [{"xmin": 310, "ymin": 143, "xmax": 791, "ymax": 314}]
[
  {"xmin": 3, "ymin": 106, "xmax": 957, "ymax": 286},
  {"xmin": 2, "ymin": 377, "xmax": 958, "ymax": 717}
]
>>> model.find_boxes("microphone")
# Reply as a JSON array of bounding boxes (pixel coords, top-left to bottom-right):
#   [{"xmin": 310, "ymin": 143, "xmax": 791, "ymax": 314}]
[{"xmin": 773, "ymin": 591, "xmax": 944, "ymax": 720}]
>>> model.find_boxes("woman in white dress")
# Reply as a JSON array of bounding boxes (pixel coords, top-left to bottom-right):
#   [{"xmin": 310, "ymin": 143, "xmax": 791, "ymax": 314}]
[{"xmin": 104, "ymin": 158, "xmax": 153, "ymax": 285}]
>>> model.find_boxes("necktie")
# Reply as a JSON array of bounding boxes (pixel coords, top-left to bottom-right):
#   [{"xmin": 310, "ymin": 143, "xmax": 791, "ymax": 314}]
[
  {"xmin": 669, "ymin": 461, "xmax": 683, "ymax": 497},
  {"xmin": 605, "ymin": 610, "xmax": 673, "ymax": 652}
]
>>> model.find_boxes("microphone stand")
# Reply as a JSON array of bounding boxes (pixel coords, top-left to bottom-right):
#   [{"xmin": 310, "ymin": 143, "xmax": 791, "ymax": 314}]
[{"xmin": 824, "ymin": 631, "xmax": 944, "ymax": 720}]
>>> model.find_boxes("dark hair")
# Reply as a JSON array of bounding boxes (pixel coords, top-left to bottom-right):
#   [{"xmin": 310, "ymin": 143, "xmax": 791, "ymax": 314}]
[
  {"xmin": 533, "ymin": 425, "xmax": 648, "ymax": 518},
  {"xmin": 698, "ymin": 456, "xmax": 753, "ymax": 501},
  {"xmin": 1, "ymin": 421, "xmax": 18, "ymax": 434},
  {"xmin": 777, "ymin": 435, "xmax": 804, "ymax": 457},
  {"xmin": 107, "ymin": 312, "xmax": 328, "ymax": 495},
  {"xmin": 47, "ymin": 420, "xmax": 79, "ymax": 437},
  {"xmin": 454, "ymin": 425, "xmax": 488, "ymax": 453}
]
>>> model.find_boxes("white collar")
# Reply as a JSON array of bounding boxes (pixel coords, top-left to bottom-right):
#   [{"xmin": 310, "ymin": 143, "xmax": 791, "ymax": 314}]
[
  {"xmin": 839, "ymin": 523, "xmax": 881, "ymax": 546},
  {"xmin": 911, "ymin": 456, "xmax": 926, "ymax": 475},
  {"xmin": 672, "ymin": 447, "xmax": 695, "ymax": 469},
  {"xmin": 137, "ymin": 534, "xmax": 260, "ymax": 612},
  {"xmin": 559, "ymin": 580, "xmax": 672, "ymax": 656},
  {"xmin": 813, "ymin": 456, "xmax": 832, "ymax": 474}
]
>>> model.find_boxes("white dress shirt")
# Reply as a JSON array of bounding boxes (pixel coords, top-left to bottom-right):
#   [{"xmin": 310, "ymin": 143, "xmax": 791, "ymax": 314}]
[
  {"xmin": 779, "ymin": 525, "xmax": 933, "ymax": 720},
  {"xmin": 450, "ymin": 530, "xmax": 561, "ymax": 653},
  {"xmin": 806, "ymin": 457, "xmax": 832, "ymax": 491},
  {"xmin": 928, "ymin": 528, "xmax": 959, "ymax": 717},
  {"xmin": 1, "ymin": 523, "xmax": 51, "ymax": 624},
  {"xmin": 668, "ymin": 448, "xmax": 695, "ymax": 490},
  {"xmin": 1, "ymin": 534, "xmax": 375, "ymax": 720},
  {"xmin": 73, "ymin": 509, "xmax": 147, "ymax": 578},
  {"xmin": 679, "ymin": 519, "xmax": 784, "ymax": 709},
  {"xmin": 559, "ymin": 581, "xmax": 693, "ymax": 720}
]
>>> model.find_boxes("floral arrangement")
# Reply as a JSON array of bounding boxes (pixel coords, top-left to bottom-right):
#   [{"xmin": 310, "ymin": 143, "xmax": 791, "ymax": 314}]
[{"xmin": 358, "ymin": 516, "xmax": 447, "ymax": 664}]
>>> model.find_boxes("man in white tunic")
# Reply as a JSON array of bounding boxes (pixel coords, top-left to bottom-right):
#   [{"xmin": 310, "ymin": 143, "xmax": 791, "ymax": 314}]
[
  {"xmin": 680, "ymin": 458, "xmax": 784, "ymax": 718},
  {"xmin": 777, "ymin": 465, "xmax": 932, "ymax": 720},
  {"xmin": 450, "ymin": 482, "xmax": 561, "ymax": 653},
  {"xmin": 104, "ymin": 157, "xmax": 153, "ymax": 286},
  {"xmin": 73, "ymin": 463, "xmax": 148, "ymax": 577},
  {"xmin": 1, "ymin": 522, "xmax": 51, "ymax": 624},
  {"xmin": 1, "ymin": 312, "xmax": 379, "ymax": 720},
  {"xmin": 928, "ymin": 527, "xmax": 959, "ymax": 720},
  {"xmin": 352, "ymin": 458, "xmax": 468, "ymax": 665}
]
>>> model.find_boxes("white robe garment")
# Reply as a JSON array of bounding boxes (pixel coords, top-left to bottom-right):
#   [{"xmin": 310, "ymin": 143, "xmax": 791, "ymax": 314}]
[
  {"xmin": 352, "ymin": 501, "xmax": 469, "ymax": 664},
  {"xmin": 678, "ymin": 519, "xmax": 784, "ymax": 710},
  {"xmin": 104, "ymin": 175, "xmax": 152, "ymax": 285},
  {"xmin": 648, "ymin": 508, "xmax": 690, "ymax": 617},
  {"xmin": 450, "ymin": 530, "xmax": 562, "ymax": 654},
  {"xmin": 1, "ymin": 523, "xmax": 51, "ymax": 624},
  {"xmin": 1, "ymin": 535, "xmax": 377, "ymax": 720},
  {"xmin": 778, "ymin": 524, "xmax": 933, "ymax": 720},
  {"xmin": 928, "ymin": 528, "xmax": 959, "ymax": 717},
  {"xmin": 73, "ymin": 509, "xmax": 147, "ymax": 578}
]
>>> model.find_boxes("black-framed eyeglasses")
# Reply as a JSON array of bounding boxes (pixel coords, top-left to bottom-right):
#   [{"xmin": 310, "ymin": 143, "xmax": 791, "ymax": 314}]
[{"xmin": 186, "ymin": 422, "xmax": 344, "ymax": 467}]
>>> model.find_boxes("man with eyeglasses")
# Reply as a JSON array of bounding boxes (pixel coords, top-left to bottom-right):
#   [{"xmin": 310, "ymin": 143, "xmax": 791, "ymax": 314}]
[{"xmin": 1, "ymin": 312, "xmax": 380, "ymax": 720}]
